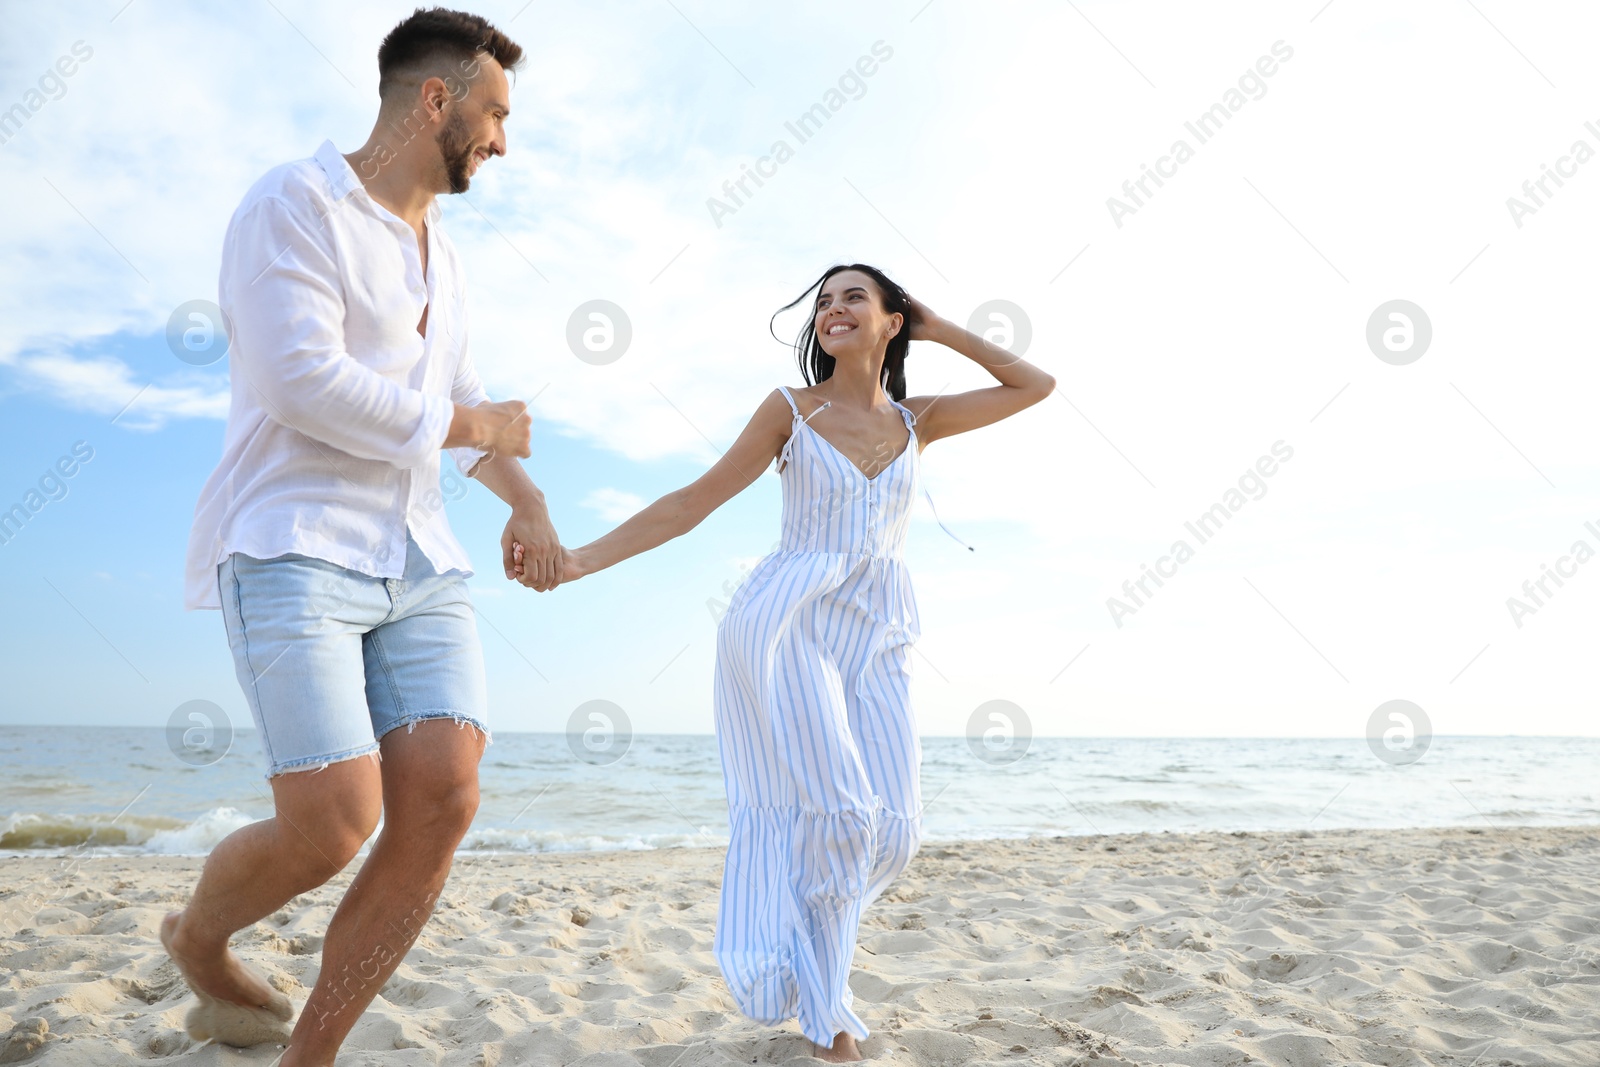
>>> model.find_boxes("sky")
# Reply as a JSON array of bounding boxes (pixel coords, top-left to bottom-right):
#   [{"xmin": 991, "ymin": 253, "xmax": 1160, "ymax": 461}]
[{"xmin": 0, "ymin": 0, "xmax": 1595, "ymax": 741}]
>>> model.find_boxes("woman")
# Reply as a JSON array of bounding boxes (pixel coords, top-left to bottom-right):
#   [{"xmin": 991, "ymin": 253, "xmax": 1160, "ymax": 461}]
[{"xmin": 518, "ymin": 264, "xmax": 1054, "ymax": 1061}]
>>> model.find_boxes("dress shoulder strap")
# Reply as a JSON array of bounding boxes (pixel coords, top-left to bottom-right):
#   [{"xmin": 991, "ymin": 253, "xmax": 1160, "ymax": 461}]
[
  {"xmin": 893, "ymin": 398, "xmax": 917, "ymax": 430},
  {"xmin": 778, "ymin": 386, "xmax": 831, "ymax": 423},
  {"xmin": 775, "ymin": 388, "xmax": 832, "ymax": 471}
]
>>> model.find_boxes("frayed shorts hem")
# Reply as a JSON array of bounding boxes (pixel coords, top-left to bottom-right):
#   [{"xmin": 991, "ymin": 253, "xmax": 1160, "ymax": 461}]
[
  {"xmin": 264, "ymin": 713, "xmax": 491, "ymax": 778},
  {"xmin": 266, "ymin": 742, "xmax": 382, "ymax": 779},
  {"xmin": 375, "ymin": 711, "xmax": 493, "ymax": 747}
]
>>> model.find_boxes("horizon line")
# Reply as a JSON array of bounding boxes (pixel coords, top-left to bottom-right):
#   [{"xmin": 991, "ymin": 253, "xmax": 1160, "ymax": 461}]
[{"xmin": 0, "ymin": 725, "xmax": 1594, "ymax": 742}]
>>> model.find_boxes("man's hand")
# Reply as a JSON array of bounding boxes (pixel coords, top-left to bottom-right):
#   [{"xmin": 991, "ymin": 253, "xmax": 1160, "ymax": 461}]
[
  {"xmin": 447, "ymin": 399, "xmax": 531, "ymax": 459},
  {"xmin": 502, "ymin": 503, "xmax": 562, "ymax": 591},
  {"xmin": 515, "ymin": 543, "xmax": 588, "ymax": 586}
]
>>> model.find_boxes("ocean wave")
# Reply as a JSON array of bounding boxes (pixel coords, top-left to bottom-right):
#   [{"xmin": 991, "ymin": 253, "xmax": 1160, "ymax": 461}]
[
  {"xmin": 1093, "ymin": 799, "xmax": 1182, "ymax": 813},
  {"xmin": 144, "ymin": 808, "xmax": 257, "ymax": 854},
  {"xmin": 458, "ymin": 827, "xmax": 726, "ymax": 853},
  {"xmin": 1, "ymin": 811, "xmax": 177, "ymax": 850},
  {"xmin": 0, "ymin": 807, "xmax": 255, "ymax": 853},
  {"xmin": 6, "ymin": 731, "xmax": 1600, "ymax": 852}
]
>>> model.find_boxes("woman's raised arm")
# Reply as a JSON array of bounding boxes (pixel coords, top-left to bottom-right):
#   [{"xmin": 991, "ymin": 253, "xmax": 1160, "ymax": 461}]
[
  {"xmin": 900, "ymin": 297, "xmax": 1056, "ymax": 446},
  {"xmin": 539, "ymin": 389, "xmax": 795, "ymax": 582}
]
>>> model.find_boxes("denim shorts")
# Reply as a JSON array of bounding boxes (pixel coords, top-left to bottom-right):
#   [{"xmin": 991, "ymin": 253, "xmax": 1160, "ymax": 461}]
[{"xmin": 218, "ymin": 532, "xmax": 490, "ymax": 777}]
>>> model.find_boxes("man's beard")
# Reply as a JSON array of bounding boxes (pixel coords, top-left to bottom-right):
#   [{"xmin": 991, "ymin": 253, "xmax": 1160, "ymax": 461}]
[{"xmin": 436, "ymin": 109, "xmax": 476, "ymax": 194}]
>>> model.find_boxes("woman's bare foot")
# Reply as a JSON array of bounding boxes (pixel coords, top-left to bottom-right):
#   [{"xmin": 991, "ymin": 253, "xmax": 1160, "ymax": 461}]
[
  {"xmin": 160, "ymin": 910, "xmax": 279, "ymax": 1009},
  {"xmin": 813, "ymin": 1031, "xmax": 863, "ymax": 1062}
]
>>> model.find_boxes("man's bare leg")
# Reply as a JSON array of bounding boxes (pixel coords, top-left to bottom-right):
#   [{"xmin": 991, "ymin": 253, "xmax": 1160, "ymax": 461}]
[
  {"xmin": 279, "ymin": 719, "xmax": 485, "ymax": 1067},
  {"xmin": 162, "ymin": 754, "xmax": 384, "ymax": 1010}
]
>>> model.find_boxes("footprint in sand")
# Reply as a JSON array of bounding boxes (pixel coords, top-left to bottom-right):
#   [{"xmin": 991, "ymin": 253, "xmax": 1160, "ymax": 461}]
[
  {"xmin": 1247, "ymin": 952, "xmax": 1301, "ymax": 981},
  {"xmin": 0, "ymin": 1018, "xmax": 48, "ymax": 1064}
]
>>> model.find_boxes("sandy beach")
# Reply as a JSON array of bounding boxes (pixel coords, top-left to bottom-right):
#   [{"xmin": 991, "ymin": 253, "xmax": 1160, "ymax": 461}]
[{"xmin": 1, "ymin": 826, "xmax": 1596, "ymax": 1066}]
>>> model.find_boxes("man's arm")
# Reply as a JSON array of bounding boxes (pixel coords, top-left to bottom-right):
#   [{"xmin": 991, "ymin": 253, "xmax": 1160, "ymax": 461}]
[
  {"xmin": 224, "ymin": 195, "xmax": 529, "ymax": 468},
  {"xmin": 440, "ymin": 303, "xmax": 559, "ymax": 590},
  {"xmin": 223, "ymin": 195, "xmax": 465, "ymax": 466},
  {"xmin": 471, "ymin": 450, "xmax": 562, "ymax": 592}
]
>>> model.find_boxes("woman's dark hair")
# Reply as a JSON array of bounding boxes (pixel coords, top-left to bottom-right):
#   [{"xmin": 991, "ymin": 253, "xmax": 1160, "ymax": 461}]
[{"xmin": 772, "ymin": 263, "xmax": 914, "ymax": 401}]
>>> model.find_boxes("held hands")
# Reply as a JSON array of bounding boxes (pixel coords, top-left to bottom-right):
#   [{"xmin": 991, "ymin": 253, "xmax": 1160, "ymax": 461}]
[
  {"xmin": 511, "ymin": 542, "xmax": 588, "ymax": 589},
  {"xmin": 458, "ymin": 398, "xmax": 567, "ymax": 591},
  {"xmin": 501, "ymin": 505, "xmax": 563, "ymax": 591}
]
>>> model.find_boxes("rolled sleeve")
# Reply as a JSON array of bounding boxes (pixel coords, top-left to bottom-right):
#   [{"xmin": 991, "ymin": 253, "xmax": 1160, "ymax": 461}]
[{"xmin": 222, "ymin": 196, "xmax": 450, "ymax": 469}]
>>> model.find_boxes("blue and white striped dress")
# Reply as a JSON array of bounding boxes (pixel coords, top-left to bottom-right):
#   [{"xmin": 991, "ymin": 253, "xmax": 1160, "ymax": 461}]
[{"xmin": 712, "ymin": 385, "xmax": 923, "ymax": 1047}]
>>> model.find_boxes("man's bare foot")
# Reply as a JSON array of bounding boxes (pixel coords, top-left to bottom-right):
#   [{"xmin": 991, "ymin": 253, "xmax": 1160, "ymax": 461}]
[
  {"xmin": 813, "ymin": 1031, "xmax": 863, "ymax": 1063},
  {"xmin": 160, "ymin": 910, "xmax": 279, "ymax": 1009}
]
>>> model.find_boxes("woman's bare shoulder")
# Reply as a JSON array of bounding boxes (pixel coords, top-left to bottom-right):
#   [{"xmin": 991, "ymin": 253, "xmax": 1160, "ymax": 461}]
[{"xmin": 776, "ymin": 383, "xmax": 830, "ymax": 419}]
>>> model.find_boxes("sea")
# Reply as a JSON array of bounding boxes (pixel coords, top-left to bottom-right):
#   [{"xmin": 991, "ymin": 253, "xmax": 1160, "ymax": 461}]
[{"xmin": 1, "ymin": 728, "xmax": 1596, "ymax": 856}]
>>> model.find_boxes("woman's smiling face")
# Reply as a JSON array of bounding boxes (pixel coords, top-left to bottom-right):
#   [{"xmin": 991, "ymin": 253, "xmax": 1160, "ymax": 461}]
[{"xmin": 814, "ymin": 269, "xmax": 903, "ymax": 357}]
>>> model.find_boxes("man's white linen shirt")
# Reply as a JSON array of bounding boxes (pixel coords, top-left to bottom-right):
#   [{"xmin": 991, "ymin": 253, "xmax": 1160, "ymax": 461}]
[{"xmin": 185, "ymin": 139, "xmax": 490, "ymax": 609}]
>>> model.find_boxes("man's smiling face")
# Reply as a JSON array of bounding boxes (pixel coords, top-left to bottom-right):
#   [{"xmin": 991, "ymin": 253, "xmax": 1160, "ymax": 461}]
[{"xmin": 436, "ymin": 54, "xmax": 510, "ymax": 194}]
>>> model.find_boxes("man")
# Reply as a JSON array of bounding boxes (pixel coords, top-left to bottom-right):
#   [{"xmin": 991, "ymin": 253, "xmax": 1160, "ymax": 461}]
[{"xmin": 167, "ymin": 9, "xmax": 556, "ymax": 1064}]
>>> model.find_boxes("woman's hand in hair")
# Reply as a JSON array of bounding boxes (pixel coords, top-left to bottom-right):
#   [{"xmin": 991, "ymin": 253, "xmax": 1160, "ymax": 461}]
[
  {"xmin": 905, "ymin": 294, "xmax": 945, "ymax": 343},
  {"xmin": 897, "ymin": 305, "xmax": 1056, "ymax": 445}
]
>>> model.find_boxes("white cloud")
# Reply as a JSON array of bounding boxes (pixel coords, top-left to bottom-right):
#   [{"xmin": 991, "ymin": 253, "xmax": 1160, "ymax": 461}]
[
  {"xmin": 580, "ymin": 487, "xmax": 649, "ymax": 524},
  {"xmin": 9, "ymin": 352, "xmax": 228, "ymax": 430}
]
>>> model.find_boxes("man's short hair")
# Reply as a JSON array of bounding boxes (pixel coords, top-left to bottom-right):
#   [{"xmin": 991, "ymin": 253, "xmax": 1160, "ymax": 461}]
[{"xmin": 376, "ymin": 7, "xmax": 524, "ymax": 100}]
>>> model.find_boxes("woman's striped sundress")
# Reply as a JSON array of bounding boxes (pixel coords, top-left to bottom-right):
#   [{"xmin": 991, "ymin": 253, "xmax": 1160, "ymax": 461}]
[{"xmin": 712, "ymin": 384, "xmax": 924, "ymax": 1047}]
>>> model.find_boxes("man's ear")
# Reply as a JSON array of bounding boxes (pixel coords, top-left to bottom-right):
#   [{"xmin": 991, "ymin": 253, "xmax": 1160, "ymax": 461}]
[{"xmin": 422, "ymin": 75, "xmax": 451, "ymax": 120}]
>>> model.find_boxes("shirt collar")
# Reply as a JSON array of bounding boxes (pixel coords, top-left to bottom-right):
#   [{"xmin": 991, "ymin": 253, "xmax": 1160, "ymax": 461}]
[
  {"xmin": 313, "ymin": 139, "xmax": 443, "ymax": 225},
  {"xmin": 313, "ymin": 139, "xmax": 361, "ymax": 201}
]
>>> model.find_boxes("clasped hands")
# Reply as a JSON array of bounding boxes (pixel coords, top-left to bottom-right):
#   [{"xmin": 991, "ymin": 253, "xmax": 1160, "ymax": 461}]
[
  {"xmin": 453, "ymin": 400, "xmax": 585, "ymax": 593},
  {"xmin": 503, "ymin": 524, "xmax": 586, "ymax": 593},
  {"xmin": 499, "ymin": 494, "xmax": 587, "ymax": 593}
]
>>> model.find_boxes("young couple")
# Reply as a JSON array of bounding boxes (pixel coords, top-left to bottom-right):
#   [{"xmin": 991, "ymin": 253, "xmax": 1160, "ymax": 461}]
[{"xmin": 169, "ymin": 8, "xmax": 1053, "ymax": 1065}]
